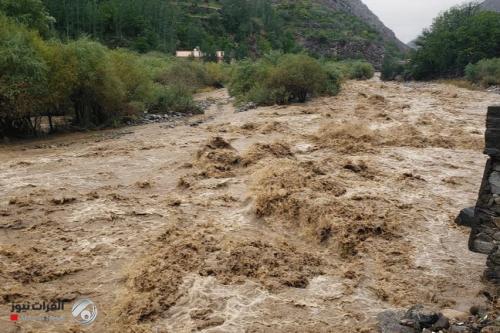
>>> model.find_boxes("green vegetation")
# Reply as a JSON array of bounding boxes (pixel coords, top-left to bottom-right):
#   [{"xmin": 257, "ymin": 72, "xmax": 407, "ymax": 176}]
[
  {"xmin": 381, "ymin": 57, "xmax": 407, "ymax": 81},
  {"xmin": 325, "ymin": 60, "xmax": 375, "ymax": 80},
  {"xmin": 408, "ymin": 3, "xmax": 500, "ymax": 80},
  {"xmin": 0, "ymin": 11, "xmax": 224, "ymax": 137},
  {"xmin": 229, "ymin": 54, "xmax": 374, "ymax": 105},
  {"xmin": 0, "ymin": 0, "xmax": 390, "ymax": 139},
  {"xmin": 37, "ymin": 0, "xmax": 297, "ymax": 59},
  {"xmin": 0, "ymin": 0, "xmax": 54, "ymax": 36},
  {"xmin": 465, "ymin": 58, "xmax": 500, "ymax": 87},
  {"xmin": 381, "ymin": 2, "xmax": 500, "ymax": 86},
  {"xmin": 0, "ymin": 0, "xmax": 393, "ymax": 61},
  {"xmin": 277, "ymin": 0, "xmax": 380, "ymax": 50}
]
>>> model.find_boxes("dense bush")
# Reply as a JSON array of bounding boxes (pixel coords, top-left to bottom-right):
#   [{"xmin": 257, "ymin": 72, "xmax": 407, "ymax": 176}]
[
  {"xmin": 409, "ymin": 3, "xmax": 500, "ymax": 80},
  {"xmin": 229, "ymin": 53, "xmax": 341, "ymax": 105},
  {"xmin": 0, "ymin": 0, "xmax": 54, "ymax": 36},
  {"xmin": 157, "ymin": 60, "xmax": 213, "ymax": 92},
  {"xmin": 465, "ymin": 58, "xmax": 500, "ymax": 87},
  {"xmin": 0, "ymin": 13, "xmax": 223, "ymax": 137},
  {"xmin": 205, "ymin": 62, "xmax": 231, "ymax": 88},
  {"xmin": 270, "ymin": 54, "xmax": 328, "ymax": 103},
  {"xmin": 64, "ymin": 39, "xmax": 127, "ymax": 128},
  {"xmin": 381, "ymin": 56, "xmax": 407, "ymax": 81},
  {"xmin": 322, "ymin": 63, "xmax": 342, "ymax": 96},
  {"xmin": 228, "ymin": 60, "xmax": 269, "ymax": 105},
  {"xmin": 149, "ymin": 85, "xmax": 200, "ymax": 114},
  {"xmin": 347, "ymin": 61, "xmax": 375, "ymax": 80},
  {"xmin": 324, "ymin": 60, "xmax": 375, "ymax": 80},
  {"xmin": 0, "ymin": 13, "xmax": 48, "ymax": 136}
]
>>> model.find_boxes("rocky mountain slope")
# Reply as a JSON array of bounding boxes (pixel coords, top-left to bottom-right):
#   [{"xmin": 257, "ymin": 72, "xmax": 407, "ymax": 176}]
[
  {"xmin": 318, "ymin": 0, "xmax": 408, "ymax": 51},
  {"xmin": 41, "ymin": 0, "xmax": 405, "ymax": 67},
  {"xmin": 481, "ymin": 0, "xmax": 500, "ymax": 11},
  {"xmin": 275, "ymin": 0, "xmax": 407, "ymax": 67}
]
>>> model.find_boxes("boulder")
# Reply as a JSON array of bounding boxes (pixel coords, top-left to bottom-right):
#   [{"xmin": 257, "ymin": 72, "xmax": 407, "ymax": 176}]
[
  {"xmin": 456, "ymin": 207, "xmax": 477, "ymax": 227},
  {"xmin": 431, "ymin": 314, "xmax": 450, "ymax": 330},
  {"xmin": 404, "ymin": 305, "xmax": 439, "ymax": 329},
  {"xmin": 490, "ymin": 172, "xmax": 500, "ymax": 194},
  {"xmin": 449, "ymin": 325, "xmax": 472, "ymax": 333},
  {"xmin": 377, "ymin": 311, "xmax": 417, "ymax": 333},
  {"xmin": 485, "ymin": 106, "xmax": 500, "ymax": 156}
]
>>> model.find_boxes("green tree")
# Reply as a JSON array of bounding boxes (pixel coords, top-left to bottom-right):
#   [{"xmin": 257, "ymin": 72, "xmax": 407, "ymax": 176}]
[
  {"xmin": 0, "ymin": 0, "xmax": 54, "ymax": 36},
  {"xmin": 0, "ymin": 13, "xmax": 48, "ymax": 136},
  {"xmin": 270, "ymin": 53, "xmax": 327, "ymax": 102},
  {"xmin": 409, "ymin": 3, "xmax": 500, "ymax": 79},
  {"xmin": 465, "ymin": 58, "xmax": 500, "ymax": 86},
  {"xmin": 38, "ymin": 40, "xmax": 78, "ymax": 131},
  {"xmin": 229, "ymin": 53, "xmax": 342, "ymax": 105}
]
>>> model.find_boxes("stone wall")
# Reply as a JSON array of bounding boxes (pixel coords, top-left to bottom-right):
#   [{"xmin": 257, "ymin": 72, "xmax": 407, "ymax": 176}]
[{"xmin": 456, "ymin": 105, "xmax": 500, "ymax": 283}]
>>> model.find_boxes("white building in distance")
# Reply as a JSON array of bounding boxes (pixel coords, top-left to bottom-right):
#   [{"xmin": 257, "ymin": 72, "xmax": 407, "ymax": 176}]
[{"xmin": 176, "ymin": 47, "xmax": 225, "ymax": 62}]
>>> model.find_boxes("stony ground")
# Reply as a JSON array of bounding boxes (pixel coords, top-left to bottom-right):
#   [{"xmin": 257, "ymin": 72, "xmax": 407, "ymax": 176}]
[{"xmin": 0, "ymin": 78, "xmax": 499, "ymax": 332}]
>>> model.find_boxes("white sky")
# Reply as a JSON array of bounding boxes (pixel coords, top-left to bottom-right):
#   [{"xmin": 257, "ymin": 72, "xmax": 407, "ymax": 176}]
[{"xmin": 362, "ymin": 0, "xmax": 470, "ymax": 43}]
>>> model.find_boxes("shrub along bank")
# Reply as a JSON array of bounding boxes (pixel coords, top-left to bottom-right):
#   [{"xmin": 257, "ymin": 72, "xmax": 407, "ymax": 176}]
[
  {"xmin": 0, "ymin": 13, "xmax": 227, "ymax": 138},
  {"xmin": 0, "ymin": 9, "xmax": 374, "ymax": 138},
  {"xmin": 228, "ymin": 53, "xmax": 374, "ymax": 106}
]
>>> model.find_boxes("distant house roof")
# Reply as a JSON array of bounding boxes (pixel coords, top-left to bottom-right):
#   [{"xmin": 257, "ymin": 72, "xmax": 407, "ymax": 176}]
[
  {"xmin": 176, "ymin": 51, "xmax": 196, "ymax": 57},
  {"xmin": 176, "ymin": 47, "xmax": 203, "ymax": 58},
  {"xmin": 176, "ymin": 48, "xmax": 225, "ymax": 59}
]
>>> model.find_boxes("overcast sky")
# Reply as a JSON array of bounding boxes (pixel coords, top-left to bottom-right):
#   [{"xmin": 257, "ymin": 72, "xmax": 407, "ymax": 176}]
[{"xmin": 362, "ymin": 0, "xmax": 469, "ymax": 43}]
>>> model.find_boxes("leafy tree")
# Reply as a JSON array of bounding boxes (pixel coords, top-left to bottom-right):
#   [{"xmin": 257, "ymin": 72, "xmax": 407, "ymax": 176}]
[
  {"xmin": 270, "ymin": 54, "xmax": 327, "ymax": 102},
  {"xmin": 409, "ymin": 3, "xmax": 500, "ymax": 79},
  {"xmin": 38, "ymin": 40, "xmax": 78, "ymax": 131},
  {"xmin": 465, "ymin": 58, "xmax": 500, "ymax": 86},
  {"xmin": 0, "ymin": 13, "xmax": 48, "ymax": 136},
  {"xmin": 64, "ymin": 38, "xmax": 125, "ymax": 127},
  {"xmin": 229, "ymin": 53, "xmax": 342, "ymax": 105},
  {"xmin": 323, "ymin": 60, "xmax": 375, "ymax": 80},
  {"xmin": 381, "ymin": 56, "xmax": 406, "ymax": 81},
  {"xmin": 41, "ymin": 0, "xmax": 294, "ymax": 58},
  {"xmin": 0, "ymin": 0, "xmax": 54, "ymax": 36}
]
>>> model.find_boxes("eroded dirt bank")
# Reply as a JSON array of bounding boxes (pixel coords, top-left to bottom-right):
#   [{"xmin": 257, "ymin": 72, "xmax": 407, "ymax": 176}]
[{"xmin": 0, "ymin": 78, "xmax": 499, "ymax": 332}]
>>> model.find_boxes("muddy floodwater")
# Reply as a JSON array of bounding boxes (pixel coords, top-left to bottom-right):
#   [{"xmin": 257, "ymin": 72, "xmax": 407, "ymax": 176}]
[{"xmin": 1, "ymin": 78, "xmax": 499, "ymax": 332}]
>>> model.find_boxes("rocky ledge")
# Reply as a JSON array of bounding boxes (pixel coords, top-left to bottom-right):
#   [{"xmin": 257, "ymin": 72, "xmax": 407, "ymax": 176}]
[
  {"xmin": 125, "ymin": 99, "xmax": 216, "ymax": 127},
  {"xmin": 378, "ymin": 304, "xmax": 500, "ymax": 333},
  {"xmin": 456, "ymin": 105, "xmax": 500, "ymax": 283}
]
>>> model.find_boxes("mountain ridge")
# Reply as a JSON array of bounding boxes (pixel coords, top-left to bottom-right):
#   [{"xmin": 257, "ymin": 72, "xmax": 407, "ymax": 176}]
[
  {"xmin": 275, "ymin": 0, "xmax": 407, "ymax": 66},
  {"xmin": 317, "ymin": 0, "xmax": 407, "ymax": 51},
  {"xmin": 481, "ymin": 0, "xmax": 500, "ymax": 11}
]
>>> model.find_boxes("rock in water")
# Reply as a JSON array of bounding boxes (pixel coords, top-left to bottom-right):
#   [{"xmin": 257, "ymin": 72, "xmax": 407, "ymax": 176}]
[
  {"xmin": 456, "ymin": 207, "xmax": 477, "ymax": 227},
  {"xmin": 431, "ymin": 314, "xmax": 451, "ymax": 330},
  {"xmin": 404, "ymin": 305, "xmax": 439, "ymax": 329},
  {"xmin": 377, "ymin": 311, "xmax": 417, "ymax": 333},
  {"xmin": 489, "ymin": 172, "xmax": 500, "ymax": 194}
]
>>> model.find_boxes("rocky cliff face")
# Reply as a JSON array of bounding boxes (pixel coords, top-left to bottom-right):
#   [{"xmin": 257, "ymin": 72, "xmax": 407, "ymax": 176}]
[
  {"xmin": 481, "ymin": 0, "xmax": 500, "ymax": 12},
  {"xmin": 276, "ymin": 0, "xmax": 407, "ymax": 68},
  {"xmin": 318, "ymin": 0, "xmax": 408, "ymax": 51}
]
